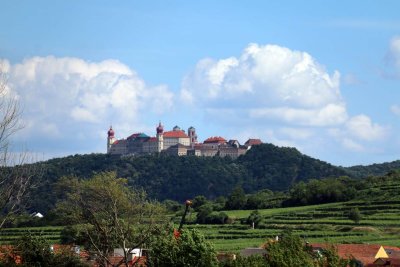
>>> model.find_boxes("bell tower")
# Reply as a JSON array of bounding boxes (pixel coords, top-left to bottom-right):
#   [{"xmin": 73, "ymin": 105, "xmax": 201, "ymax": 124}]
[
  {"xmin": 188, "ymin": 126, "xmax": 197, "ymax": 148},
  {"xmin": 156, "ymin": 122, "xmax": 164, "ymax": 152},
  {"xmin": 107, "ymin": 126, "xmax": 116, "ymax": 153}
]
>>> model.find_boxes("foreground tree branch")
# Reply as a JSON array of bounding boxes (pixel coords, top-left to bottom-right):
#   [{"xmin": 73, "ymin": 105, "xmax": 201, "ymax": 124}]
[{"xmin": 0, "ymin": 65, "xmax": 39, "ymax": 229}]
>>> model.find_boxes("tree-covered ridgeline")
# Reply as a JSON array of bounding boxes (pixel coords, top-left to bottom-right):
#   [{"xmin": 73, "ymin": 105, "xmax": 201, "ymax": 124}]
[
  {"xmin": 345, "ymin": 160, "xmax": 400, "ymax": 178},
  {"xmin": 15, "ymin": 143, "xmax": 400, "ymax": 214},
  {"xmin": 26, "ymin": 144, "xmax": 347, "ymax": 212}
]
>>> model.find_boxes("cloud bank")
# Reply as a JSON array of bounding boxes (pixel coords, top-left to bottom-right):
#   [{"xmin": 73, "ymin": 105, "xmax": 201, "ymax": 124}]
[
  {"xmin": 181, "ymin": 43, "xmax": 347, "ymax": 126},
  {"xmin": 0, "ymin": 42, "xmax": 392, "ymax": 163},
  {"xmin": 181, "ymin": 43, "xmax": 387, "ymax": 154},
  {"xmin": 2, "ymin": 56, "xmax": 173, "ymax": 153}
]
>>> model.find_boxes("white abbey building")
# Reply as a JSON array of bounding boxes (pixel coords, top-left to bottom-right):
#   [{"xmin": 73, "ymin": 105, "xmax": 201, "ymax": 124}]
[{"xmin": 107, "ymin": 122, "xmax": 261, "ymax": 158}]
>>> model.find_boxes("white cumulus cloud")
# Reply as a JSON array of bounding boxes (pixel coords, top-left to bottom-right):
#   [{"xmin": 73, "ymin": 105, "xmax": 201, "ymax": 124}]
[
  {"xmin": 181, "ymin": 43, "xmax": 346, "ymax": 126},
  {"xmin": 2, "ymin": 56, "xmax": 174, "ymax": 152},
  {"xmin": 345, "ymin": 114, "xmax": 388, "ymax": 141},
  {"xmin": 341, "ymin": 138, "xmax": 365, "ymax": 152},
  {"xmin": 181, "ymin": 43, "xmax": 388, "ymax": 155}
]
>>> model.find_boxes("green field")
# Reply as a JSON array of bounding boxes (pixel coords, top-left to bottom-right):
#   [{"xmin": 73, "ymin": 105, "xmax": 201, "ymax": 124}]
[{"xmin": 186, "ymin": 199, "xmax": 400, "ymax": 252}]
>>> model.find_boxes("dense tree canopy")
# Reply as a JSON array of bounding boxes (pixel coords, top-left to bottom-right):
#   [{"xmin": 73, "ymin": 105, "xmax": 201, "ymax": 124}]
[
  {"xmin": 346, "ymin": 160, "xmax": 400, "ymax": 178},
  {"xmin": 284, "ymin": 177, "xmax": 357, "ymax": 206},
  {"xmin": 225, "ymin": 186, "xmax": 247, "ymax": 210},
  {"xmin": 148, "ymin": 228, "xmax": 218, "ymax": 267}
]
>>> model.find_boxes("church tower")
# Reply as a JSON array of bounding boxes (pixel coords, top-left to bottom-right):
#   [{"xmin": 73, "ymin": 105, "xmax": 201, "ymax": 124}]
[
  {"xmin": 188, "ymin": 126, "xmax": 197, "ymax": 148},
  {"xmin": 107, "ymin": 126, "xmax": 116, "ymax": 153},
  {"xmin": 156, "ymin": 122, "xmax": 164, "ymax": 152}
]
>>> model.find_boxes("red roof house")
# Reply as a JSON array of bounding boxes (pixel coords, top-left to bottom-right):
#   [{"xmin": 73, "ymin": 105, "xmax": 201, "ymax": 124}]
[
  {"xmin": 204, "ymin": 136, "xmax": 227, "ymax": 144},
  {"xmin": 311, "ymin": 243, "xmax": 400, "ymax": 267}
]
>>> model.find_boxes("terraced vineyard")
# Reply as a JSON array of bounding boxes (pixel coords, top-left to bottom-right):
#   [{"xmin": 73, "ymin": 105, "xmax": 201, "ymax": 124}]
[
  {"xmin": 0, "ymin": 226, "xmax": 62, "ymax": 244},
  {"xmin": 2, "ymin": 199, "xmax": 399, "ymax": 251},
  {"xmin": 188, "ymin": 198, "xmax": 400, "ymax": 252},
  {"xmin": 186, "ymin": 174, "xmax": 400, "ymax": 252},
  {"xmin": 1, "ymin": 173, "xmax": 399, "ymax": 252}
]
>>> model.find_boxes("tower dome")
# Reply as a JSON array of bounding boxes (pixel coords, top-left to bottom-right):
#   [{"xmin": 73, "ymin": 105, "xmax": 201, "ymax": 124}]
[
  {"xmin": 108, "ymin": 126, "xmax": 115, "ymax": 138},
  {"xmin": 156, "ymin": 122, "xmax": 164, "ymax": 134}
]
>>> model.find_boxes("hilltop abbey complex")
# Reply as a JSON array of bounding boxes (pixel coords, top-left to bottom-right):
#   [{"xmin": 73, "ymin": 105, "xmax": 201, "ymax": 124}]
[{"xmin": 107, "ymin": 122, "xmax": 262, "ymax": 158}]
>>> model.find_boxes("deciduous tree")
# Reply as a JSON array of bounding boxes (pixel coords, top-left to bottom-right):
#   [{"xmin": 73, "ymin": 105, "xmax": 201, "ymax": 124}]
[
  {"xmin": 348, "ymin": 207, "xmax": 362, "ymax": 224},
  {"xmin": 57, "ymin": 171, "xmax": 167, "ymax": 267},
  {"xmin": 264, "ymin": 230, "xmax": 314, "ymax": 267},
  {"xmin": 246, "ymin": 210, "xmax": 262, "ymax": 228},
  {"xmin": 148, "ymin": 228, "xmax": 217, "ymax": 267},
  {"xmin": 225, "ymin": 186, "xmax": 246, "ymax": 210}
]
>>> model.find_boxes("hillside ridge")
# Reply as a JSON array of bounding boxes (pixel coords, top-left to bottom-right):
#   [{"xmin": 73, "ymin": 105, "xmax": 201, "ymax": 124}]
[{"xmin": 27, "ymin": 143, "xmax": 399, "ymax": 213}]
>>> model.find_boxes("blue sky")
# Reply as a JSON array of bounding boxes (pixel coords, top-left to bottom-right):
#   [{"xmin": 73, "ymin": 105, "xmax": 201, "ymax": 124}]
[{"xmin": 1, "ymin": 1, "xmax": 400, "ymax": 166}]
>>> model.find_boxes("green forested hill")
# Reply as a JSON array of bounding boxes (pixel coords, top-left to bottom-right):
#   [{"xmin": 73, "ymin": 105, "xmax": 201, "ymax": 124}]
[
  {"xmin": 24, "ymin": 143, "xmax": 400, "ymax": 214},
  {"xmin": 345, "ymin": 160, "xmax": 400, "ymax": 178},
  {"xmin": 237, "ymin": 144, "xmax": 347, "ymax": 191},
  {"xmin": 30, "ymin": 143, "xmax": 350, "ymax": 212}
]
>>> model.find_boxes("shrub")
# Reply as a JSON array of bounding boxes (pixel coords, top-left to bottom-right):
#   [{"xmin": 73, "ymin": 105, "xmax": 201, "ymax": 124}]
[
  {"xmin": 246, "ymin": 210, "xmax": 262, "ymax": 228},
  {"xmin": 348, "ymin": 208, "xmax": 362, "ymax": 224},
  {"xmin": 148, "ymin": 228, "xmax": 218, "ymax": 267}
]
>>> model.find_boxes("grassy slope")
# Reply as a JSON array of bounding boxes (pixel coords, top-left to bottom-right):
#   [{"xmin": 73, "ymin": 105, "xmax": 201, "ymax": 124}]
[{"xmin": 189, "ymin": 177, "xmax": 400, "ymax": 252}]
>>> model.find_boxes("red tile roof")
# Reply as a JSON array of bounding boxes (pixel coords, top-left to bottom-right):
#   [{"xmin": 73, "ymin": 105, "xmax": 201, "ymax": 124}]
[
  {"xmin": 163, "ymin": 130, "xmax": 189, "ymax": 138},
  {"xmin": 204, "ymin": 136, "xmax": 227, "ymax": 144},
  {"xmin": 311, "ymin": 243, "xmax": 400, "ymax": 266},
  {"xmin": 1, "ymin": 244, "xmax": 149, "ymax": 266},
  {"xmin": 112, "ymin": 139, "xmax": 127, "ymax": 145},
  {"xmin": 245, "ymin": 139, "xmax": 262, "ymax": 146}
]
